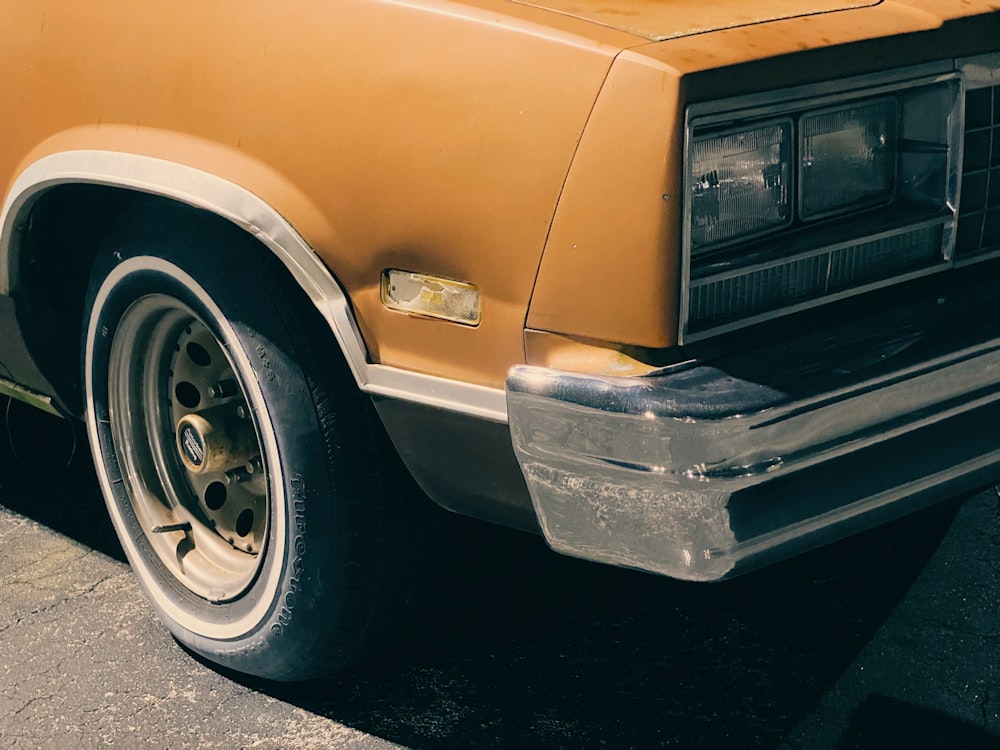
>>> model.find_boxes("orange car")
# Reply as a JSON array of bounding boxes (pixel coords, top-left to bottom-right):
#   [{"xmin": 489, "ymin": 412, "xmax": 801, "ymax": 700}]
[{"xmin": 1, "ymin": 0, "xmax": 998, "ymax": 679}]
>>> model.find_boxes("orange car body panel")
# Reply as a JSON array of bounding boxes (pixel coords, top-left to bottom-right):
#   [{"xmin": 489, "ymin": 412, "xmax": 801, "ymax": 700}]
[
  {"xmin": 2, "ymin": 0, "xmax": 999, "ymax": 388},
  {"xmin": 1, "ymin": 1, "xmax": 633, "ymax": 389}
]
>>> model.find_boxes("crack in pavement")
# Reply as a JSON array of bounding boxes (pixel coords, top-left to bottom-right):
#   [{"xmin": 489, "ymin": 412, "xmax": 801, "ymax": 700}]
[
  {"xmin": 0, "ymin": 571, "xmax": 128, "ymax": 636},
  {"xmin": 1, "ymin": 547, "xmax": 108, "ymax": 584}
]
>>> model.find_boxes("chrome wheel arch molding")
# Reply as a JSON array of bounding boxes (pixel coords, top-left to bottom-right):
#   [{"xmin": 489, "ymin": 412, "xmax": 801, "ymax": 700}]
[{"xmin": 0, "ymin": 150, "xmax": 508, "ymax": 423}]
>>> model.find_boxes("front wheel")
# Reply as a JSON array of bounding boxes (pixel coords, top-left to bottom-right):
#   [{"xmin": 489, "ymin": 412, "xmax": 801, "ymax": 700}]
[{"xmin": 84, "ymin": 204, "xmax": 427, "ymax": 680}]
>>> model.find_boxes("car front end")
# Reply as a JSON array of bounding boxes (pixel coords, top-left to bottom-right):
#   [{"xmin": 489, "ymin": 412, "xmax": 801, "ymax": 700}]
[{"xmin": 508, "ymin": 4, "xmax": 1000, "ymax": 580}]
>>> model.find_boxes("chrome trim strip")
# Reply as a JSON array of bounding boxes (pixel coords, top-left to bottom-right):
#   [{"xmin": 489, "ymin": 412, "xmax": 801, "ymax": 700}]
[
  {"xmin": 364, "ymin": 364, "xmax": 507, "ymax": 422},
  {"xmin": 959, "ymin": 52, "xmax": 1000, "ymax": 89},
  {"xmin": 0, "ymin": 151, "xmax": 508, "ymax": 423},
  {"xmin": 955, "ymin": 247, "xmax": 1000, "ymax": 267},
  {"xmin": 956, "ymin": 55, "xmax": 999, "ymax": 262}
]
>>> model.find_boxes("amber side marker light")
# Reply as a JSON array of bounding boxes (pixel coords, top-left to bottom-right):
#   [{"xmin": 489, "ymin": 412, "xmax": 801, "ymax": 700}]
[{"xmin": 380, "ymin": 269, "xmax": 481, "ymax": 325}]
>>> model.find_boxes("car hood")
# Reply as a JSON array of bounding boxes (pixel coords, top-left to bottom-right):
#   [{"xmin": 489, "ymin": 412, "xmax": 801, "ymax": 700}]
[{"xmin": 509, "ymin": 0, "xmax": 881, "ymax": 41}]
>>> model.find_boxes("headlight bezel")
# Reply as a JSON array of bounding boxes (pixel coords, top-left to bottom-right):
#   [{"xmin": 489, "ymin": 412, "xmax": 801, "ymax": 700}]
[{"xmin": 680, "ymin": 61, "xmax": 963, "ymax": 343}]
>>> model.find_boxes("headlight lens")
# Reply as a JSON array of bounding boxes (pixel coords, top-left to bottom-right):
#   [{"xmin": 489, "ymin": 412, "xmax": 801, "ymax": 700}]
[
  {"xmin": 690, "ymin": 121, "xmax": 791, "ymax": 251},
  {"xmin": 800, "ymin": 97, "xmax": 896, "ymax": 218}
]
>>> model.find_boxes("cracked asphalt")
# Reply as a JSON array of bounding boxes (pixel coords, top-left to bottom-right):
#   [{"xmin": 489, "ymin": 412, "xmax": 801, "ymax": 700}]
[{"xmin": 1, "ymin": 404, "xmax": 1000, "ymax": 748}]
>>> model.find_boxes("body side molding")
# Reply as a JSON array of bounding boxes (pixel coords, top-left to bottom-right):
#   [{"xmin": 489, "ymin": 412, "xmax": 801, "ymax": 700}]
[{"xmin": 0, "ymin": 150, "xmax": 508, "ymax": 423}]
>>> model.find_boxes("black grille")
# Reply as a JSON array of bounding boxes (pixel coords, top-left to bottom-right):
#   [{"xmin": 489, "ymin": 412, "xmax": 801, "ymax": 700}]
[
  {"xmin": 688, "ymin": 225, "xmax": 942, "ymax": 332},
  {"xmin": 957, "ymin": 85, "xmax": 1000, "ymax": 258}
]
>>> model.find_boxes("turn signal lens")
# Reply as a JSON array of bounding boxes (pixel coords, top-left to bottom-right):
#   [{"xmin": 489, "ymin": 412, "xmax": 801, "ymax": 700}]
[{"xmin": 381, "ymin": 270, "xmax": 481, "ymax": 325}]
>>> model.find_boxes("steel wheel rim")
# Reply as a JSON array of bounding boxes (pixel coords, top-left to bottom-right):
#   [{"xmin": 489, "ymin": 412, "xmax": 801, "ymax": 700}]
[{"xmin": 108, "ymin": 294, "xmax": 270, "ymax": 602}]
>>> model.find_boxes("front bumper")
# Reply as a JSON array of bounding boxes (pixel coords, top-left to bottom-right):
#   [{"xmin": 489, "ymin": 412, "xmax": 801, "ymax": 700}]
[{"xmin": 507, "ymin": 284, "xmax": 1000, "ymax": 581}]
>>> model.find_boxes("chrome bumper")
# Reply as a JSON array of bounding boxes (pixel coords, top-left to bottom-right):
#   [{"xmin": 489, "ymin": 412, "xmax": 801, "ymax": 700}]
[{"xmin": 507, "ymin": 302, "xmax": 1000, "ymax": 581}]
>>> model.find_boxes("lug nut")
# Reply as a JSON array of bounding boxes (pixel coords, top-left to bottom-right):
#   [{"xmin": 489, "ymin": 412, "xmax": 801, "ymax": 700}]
[
  {"xmin": 226, "ymin": 467, "xmax": 251, "ymax": 484},
  {"xmin": 208, "ymin": 379, "xmax": 239, "ymax": 399}
]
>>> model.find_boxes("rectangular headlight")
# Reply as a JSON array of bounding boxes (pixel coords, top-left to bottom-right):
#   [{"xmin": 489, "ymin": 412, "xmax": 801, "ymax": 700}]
[
  {"xmin": 682, "ymin": 63, "xmax": 963, "ymax": 342},
  {"xmin": 800, "ymin": 97, "xmax": 896, "ymax": 219},
  {"xmin": 690, "ymin": 120, "xmax": 791, "ymax": 251}
]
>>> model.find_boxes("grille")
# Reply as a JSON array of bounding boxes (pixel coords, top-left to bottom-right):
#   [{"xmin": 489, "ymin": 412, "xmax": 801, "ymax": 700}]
[
  {"xmin": 689, "ymin": 224, "xmax": 942, "ymax": 332},
  {"xmin": 957, "ymin": 84, "xmax": 1000, "ymax": 260}
]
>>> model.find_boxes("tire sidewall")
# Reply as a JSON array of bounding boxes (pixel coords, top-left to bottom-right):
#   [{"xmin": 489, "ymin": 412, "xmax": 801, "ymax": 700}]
[{"xmin": 85, "ymin": 228, "xmax": 338, "ymax": 678}]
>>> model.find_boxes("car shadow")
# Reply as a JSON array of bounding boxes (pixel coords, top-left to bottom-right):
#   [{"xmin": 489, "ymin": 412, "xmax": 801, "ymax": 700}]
[
  {"xmin": 831, "ymin": 694, "xmax": 999, "ymax": 750},
  {"xmin": 261, "ymin": 500, "xmax": 964, "ymax": 748},
  {"xmin": 0, "ymin": 398, "xmax": 975, "ymax": 747},
  {"xmin": 0, "ymin": 400, "xmax": 126, "ymax": 562}
]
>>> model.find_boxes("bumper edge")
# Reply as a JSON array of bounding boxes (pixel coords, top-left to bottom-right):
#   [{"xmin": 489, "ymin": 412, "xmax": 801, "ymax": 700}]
[{"xmin": 506, "ymin": 337, "xmax": 1000, "ymax": 581}]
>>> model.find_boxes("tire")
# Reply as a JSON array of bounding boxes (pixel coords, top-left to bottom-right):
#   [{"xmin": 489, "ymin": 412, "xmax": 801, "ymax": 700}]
[{"xmin": 83, "ymin": 203, "xmax": 426, "ymax": 680}]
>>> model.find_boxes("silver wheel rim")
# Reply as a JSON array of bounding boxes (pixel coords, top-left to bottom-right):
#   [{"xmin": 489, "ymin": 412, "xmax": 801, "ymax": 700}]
[{"xmin": 108, "ymin": 294, "xmax": 269, "ymax": 602}]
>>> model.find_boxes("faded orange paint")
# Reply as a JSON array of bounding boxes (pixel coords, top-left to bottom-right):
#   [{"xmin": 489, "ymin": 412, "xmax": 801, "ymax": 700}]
[
  {"xmin": 0, "ymin": 0, "xmax": 634, "ymax": 389},
  {"xmin": 1, "ymin": 0, "xmax": 998, "ymax": 388},
  {"xmin": 510, "ymin": 0, "xmax": 880, "ymax": 41},
  {"xmin": 527, "ymin": 50, "xmax": 684, "ymax": 348}
]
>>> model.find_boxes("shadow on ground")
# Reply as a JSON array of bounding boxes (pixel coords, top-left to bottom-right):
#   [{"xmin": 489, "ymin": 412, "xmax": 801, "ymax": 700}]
[
  {"xmin": 1, "ymin": 398, "xmax": 986, "ymax": 748},
  {"xmin": 833, "ymin": 694, "xmax": 998, "ymax": 750},
  {"xmin": 266, "ymin": 499, "xmax": 968, "ymax": 748}
]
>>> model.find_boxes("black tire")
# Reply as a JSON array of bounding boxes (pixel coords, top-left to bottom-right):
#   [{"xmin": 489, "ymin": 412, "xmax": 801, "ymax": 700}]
[{"xmin": 84, "ymin": 202, "xmax": 426, "ymax": 680}]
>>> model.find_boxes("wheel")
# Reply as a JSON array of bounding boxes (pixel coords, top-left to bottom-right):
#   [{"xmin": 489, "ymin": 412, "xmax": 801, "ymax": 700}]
[{"xmin": 83, "ymin": 203, "xmax": 426, "ymax": 680}]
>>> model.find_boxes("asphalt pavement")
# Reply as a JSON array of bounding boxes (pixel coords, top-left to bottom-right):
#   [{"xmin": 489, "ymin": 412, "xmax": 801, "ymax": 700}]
[{"xmin": 1, "ymin": 404, "xmax": 999, "ymax": 748}]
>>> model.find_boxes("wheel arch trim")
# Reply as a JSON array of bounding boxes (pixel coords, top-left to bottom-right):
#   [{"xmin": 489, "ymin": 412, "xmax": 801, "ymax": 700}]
[{"xmin": 0, "ymin": 150, "xmax": 508, "ymax": 422}]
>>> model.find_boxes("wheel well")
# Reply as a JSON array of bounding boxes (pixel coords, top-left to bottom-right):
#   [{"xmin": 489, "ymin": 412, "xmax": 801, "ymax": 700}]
[{"xmin": 12, "ymin": 185, "xmax": 270, "ymax": 416}]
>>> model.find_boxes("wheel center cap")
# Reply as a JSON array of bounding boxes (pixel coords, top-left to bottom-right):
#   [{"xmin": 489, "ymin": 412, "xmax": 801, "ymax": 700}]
[
  {"xmin": 180, "ymin": 423, "xmax": 205, "ymax": 467},
  {"xmin": 176, "ymin": 406, "xmax": 258, "ymax": 475}
]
